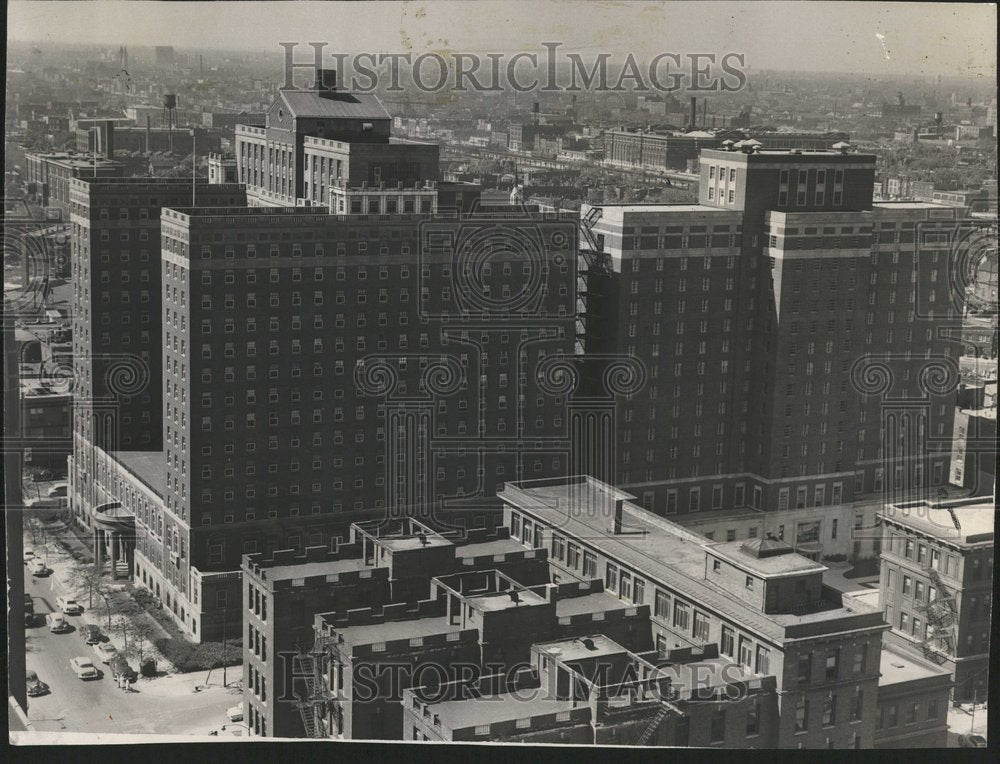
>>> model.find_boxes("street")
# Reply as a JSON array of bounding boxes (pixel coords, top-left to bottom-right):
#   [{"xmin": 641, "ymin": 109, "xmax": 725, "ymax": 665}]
[{"xmin": 22, "ymin": 555, "xmax": 243, "ymax": 736}]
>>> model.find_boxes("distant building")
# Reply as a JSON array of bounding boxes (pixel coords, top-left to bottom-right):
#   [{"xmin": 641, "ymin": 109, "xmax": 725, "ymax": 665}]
[
  {"xmin": 22, "ymin": 151, "xmax": 125, "ymax": 211},
  {"xmin": 20, "ymin": 379, "xmax": 72, "ymax": 469},
  {"xmin": 207, "ymin": 153, "xmax": 238, "ymax": 184}
]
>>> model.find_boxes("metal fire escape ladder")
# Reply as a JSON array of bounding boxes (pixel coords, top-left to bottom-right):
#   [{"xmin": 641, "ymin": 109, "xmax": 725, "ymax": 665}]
[
  {"xmin": 294, "ymin": 636, "xmax": 338, "ymax": 738},
  {"xmin": 635, "ymin": 700, "xmax": 683, "ymax": 746},
  {"xmin": 916, "ymin": 567, "xmax": 958, "ymax": 662}
]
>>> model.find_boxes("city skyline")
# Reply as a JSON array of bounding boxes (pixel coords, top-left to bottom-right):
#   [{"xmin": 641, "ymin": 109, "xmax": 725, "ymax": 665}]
[{"xmin": 6, "ymin": 1, "xmax": 997, "ymax": 79}]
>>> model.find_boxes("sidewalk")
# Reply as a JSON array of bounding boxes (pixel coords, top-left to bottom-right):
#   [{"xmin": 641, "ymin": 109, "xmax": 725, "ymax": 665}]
[
  {"xmin": 948, "ymin": 702, "xmax": 988, "ymax": 740},
  {"xmin": 27, "ymin": 518, "xmax": 179, "ymax": 674}
]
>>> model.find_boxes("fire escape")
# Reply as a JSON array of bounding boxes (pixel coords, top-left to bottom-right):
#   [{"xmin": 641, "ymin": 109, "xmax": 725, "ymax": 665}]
[
  {"xmin": 634, "ymin": 698, "xmax": 684, "ymax": 746},
  {"xmin": 293, "ymin": 635, "xmax": 339, "ymax": 738},
  {"xmin": 577, "ymin": 205, "xmax": 610, "ymax": 355},
  {"xmin": 915, "ymin": 566, "xmax": 958, "ymax": 664}
]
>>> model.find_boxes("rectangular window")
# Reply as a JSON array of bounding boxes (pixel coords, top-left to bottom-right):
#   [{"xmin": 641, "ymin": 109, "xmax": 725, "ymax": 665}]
[
  {"xmin": 738, "ymin": 637, "xmax": 753, "ymax": 669},
  {"xmin": 673, "ymin": 601, "xmax": 690, "ymax": 630},
  {"xmin": 710, "ymin": 709, "xmax": 726, "ymax": 743},
  {"xmin": 825, "ymin": 649, "xmax": 839, "ymax": 680},
  {"xmin": 693, "ymin": 611, "xmax": 710, "ymax": 643},
  {"xmin": 655, "ymin": 589, "xmax": 670, "ymax": 619},
  {"xmin": 798, "ymin": 652, "xmax": 812, "ymax": 683},
  {"xmin": 606, "ymin": 563, "xmax": 618, "ymax": 591},
  {"xmin": 795, "ymin": 697, "xmax": 809, "ymax": 732}
]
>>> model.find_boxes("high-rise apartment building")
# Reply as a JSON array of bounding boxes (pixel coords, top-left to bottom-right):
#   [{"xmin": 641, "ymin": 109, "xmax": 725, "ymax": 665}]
[
  {"xmin": 579, "ymin": 143, "xmax": 960, "ymax": 549},
  {"xmin": 67, "ymin": 178, "xmax": 247, "ymax": 458}
]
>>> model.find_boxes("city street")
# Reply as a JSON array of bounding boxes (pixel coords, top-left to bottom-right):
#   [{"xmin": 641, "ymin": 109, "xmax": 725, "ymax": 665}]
[{"xmin": 22, "ymin": 562, "xmax": 243, "ymax": 736}]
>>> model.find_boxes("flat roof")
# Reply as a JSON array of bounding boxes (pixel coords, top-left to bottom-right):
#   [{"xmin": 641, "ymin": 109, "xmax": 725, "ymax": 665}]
[
  {"xmin": 706, "ymin": 540, "xmax": 827, "ymax": 578},
  {"xmin": 455, "ymin": 538, "xmax": 525, "ymax": 558},
  {"xmin": 555, "ymin": 591, "xmax": 627, "ymax": 618},
  {"xmin": 377, "ymin": 534, "xmax": 452, "ymax": 553},
  {"xmin": 113, "ymin": 450, "xmax": 166, "ymax": 498},
  {"xmin": 879, "ymin": 645, "xmax": 949, "ymax": 687},
  {"xmin": 501, "ymin": 477, "xmax": 872, "ymax": 641},
  {"xmin": 469, "ymin": 588, "xmax": 548, "ymax": 612},
  {"xmin": 334, "ymin": 615, "xmax": 462, "ymax": 647},
  {"xmin": 429, "ymin": 692, "xmax": 578, "ymax": 730},
  {"xmin": 596, "ymin": 203, "xmax": 740, "ymax": 216},
  {"xmin": 265, "ymin": 557, "xmax": 367, "ymax": 581},
  {"xmin": 534, "ymin": 634, "xmax": 626, "ymax": 663},
  {"xmin": 881, "ymin": 500, "xmax": 994, "ymax": 545}
]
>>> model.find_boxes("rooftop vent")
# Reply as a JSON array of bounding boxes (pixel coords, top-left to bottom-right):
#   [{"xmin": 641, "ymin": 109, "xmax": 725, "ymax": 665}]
[
  {"xmin": 832, "ymin": 141, "xmax": 851, "ymax": 154},
  {"xmin": 581, "ymin": 638, "xmax": 598, "ymax": 651}
]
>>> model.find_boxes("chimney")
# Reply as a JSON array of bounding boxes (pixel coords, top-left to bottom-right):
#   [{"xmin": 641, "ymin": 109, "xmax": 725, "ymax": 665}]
[
  {"xmin": 689, "ymin": 96, "xmax": 697, "ymax": 129},
  {"xmin": 314, "ymin": 67, "xmax": 337, "ymax": 91},
  {"xmin": 612, "ymin": 498, "xmax": 624, "ymax": 535}
]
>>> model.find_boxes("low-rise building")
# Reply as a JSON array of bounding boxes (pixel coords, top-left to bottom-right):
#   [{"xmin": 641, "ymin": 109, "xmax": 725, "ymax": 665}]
[{"xmin": 877, "ymin": 497, "xmax": 994, "ymax": 701}]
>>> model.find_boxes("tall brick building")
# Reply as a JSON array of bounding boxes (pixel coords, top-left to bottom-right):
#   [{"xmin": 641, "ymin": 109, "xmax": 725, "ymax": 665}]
[{"xmin": 579, "ymin": 143, "xmax": 960, "ymax": 549}]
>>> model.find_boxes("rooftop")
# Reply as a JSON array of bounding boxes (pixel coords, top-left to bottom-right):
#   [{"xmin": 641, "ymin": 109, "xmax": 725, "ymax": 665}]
[
  {"xmin": 468, "ymin": 588, "xmax": 548, "ymax": 612},
  {"xmin": 455, "ymin": 538, "xmax": 525, "ymax": 558},
  {"xmin": 881, "ymin": 498, "xmax": 995, "ymax": 545},
  {"xmin": 534, "ymin": 634, "xmax": 625, "ymax": 663},
  {"xmin": 706, "ymin": 539, "xmax": 827, "ymax": 578},
  {"xmin": 276, "ymin": 89, "xmax": 391, "ymax": 121},
  {"xmin": 265, "ymin": 557, "xmax": 367, "ymax": 582},
  {"xmin": 878, "ymin": 645, "xmax": 951, "ymax": 687},
  {"xmin": 333, "ymin": 615, "xmax": 462, "ymax": 648},
  {"xmin": 113, "ymin": 450, "xmax": 166, "ymax": 498},
  {"xmin": 427, "ymin": 691, "xmax": 578, "ymax": 731},
  {"xmin": 554, "ymin": 591, "xmax": 628, "ymax": 618},
  {"xmin": 501, "ymin": 476, "xmax": 878, "ymax": 642}
]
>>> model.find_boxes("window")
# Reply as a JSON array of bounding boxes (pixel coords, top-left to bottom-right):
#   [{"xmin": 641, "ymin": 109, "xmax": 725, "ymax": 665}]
[
  {"xmin": 720, "ymin": 626, "xmax": 735, "ymax": 657},
  {"xmin": 851, "ymin": 687, "xmax": 863, "ymax": 721},
  {"xmin": 738, "ymin": 637, "xmax": 753, "ymax": 669},
  {"xmin": 822, "ymin": 693, "xmax": 836, "ymax": 726},
  {"xmin": 693, "ymin": 611, "xmax": 710, "ymax": 643},
  {"xmin": 926, "ymin": 698, "xmax": 939, "ymax": 721},
  {"xmin": 798, "ymin": 652, "xmax": 812, "ymax": 683},
  {"xmin": 852, "ymin": 645, "xmax": 867, "ymax": 675},
  {"xmin": 551, "ymin": 535, "xmax": 565, "ymax": 561},
  {"xmin": 825, "ymin": 649, "xmax": 839, "ymax": 680},
  {"xmin": 606, "ymin": 563, "xmax": 618, "ymax": 591},
  {"xmin": 655, "ymin": 589, "xmax": 670, "ymax": 619},
  {"xmin": 673, "ymin": 601, "xmax": 690, "ymax": 630},
  {"xmin": 755, "ymin": 645, "xmax": 770, "ymax": 675},
  {"xmin": 567, "ymin": 543, "xmax": 580, "ymax": 570},
  {"xmin": 795, "ymin": 697, "xmax": 809, "ymax": 732},
  {"xmin": 582, "ymin": 551, "xmax": 597, "ymax": 578}
]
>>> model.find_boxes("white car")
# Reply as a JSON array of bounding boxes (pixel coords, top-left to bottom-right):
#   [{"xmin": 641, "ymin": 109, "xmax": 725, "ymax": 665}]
[
  {"xmin": 46, "ymin": 613, "xmax": 71, "ymax": 633},
  {"xmin": 227, "ymin": 704, "xmax": 244, "ymax": 722},
  {"xmin": 94, "ymin": 643, "xmax": 118, "ymax": 664},
  {"xmin": 55, "ymin": 596, "xmax": 83, "ymax": 615},
  {"xmin": 28, "ymin": 558, "xmax": 50, "ymax": 576},
  {"xmin": 70, "ymin": 657, "xmax": 100, "ymax": 680}
]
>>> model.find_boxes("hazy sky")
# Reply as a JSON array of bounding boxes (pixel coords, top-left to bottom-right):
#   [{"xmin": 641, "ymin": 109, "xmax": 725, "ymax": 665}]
[{"xmin": 7, "ymin": 1, "xmax": 997, "ymax": 79}]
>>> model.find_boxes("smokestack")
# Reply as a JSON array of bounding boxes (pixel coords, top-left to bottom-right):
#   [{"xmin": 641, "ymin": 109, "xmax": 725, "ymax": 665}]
[
  {"xmin": 146, "ymin": 115, "xmax": 151, "ymax": 155},
  {"xmin": 613, "ymin": 498, "xmax": 624, "ymax": 535},
  {"xmin": 689, "ymin": 96, "xmax": 697, "ymax": 129}
]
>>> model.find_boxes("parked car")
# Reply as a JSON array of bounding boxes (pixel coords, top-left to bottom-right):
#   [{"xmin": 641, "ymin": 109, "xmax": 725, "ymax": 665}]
[
  {"xmin": 23, "ymin": 549, "xmax": 35, "ymax": 564},
  {"xmin": 55, "ymin": 596, "xmax": 83, "ymax": 615},
  {"xmin": 227, "ymin": 704, "xmax": 244, "ymax": 722},
  {"xmin": 26, "ymin": 670, "xmax": 49, "ymax": 697},
  {"xmin": 94, "ymin": 643, "xmax": 118, "ymax": 664},
  {"xmin": 82, "ymin": 624, "xmax": 103, "ymax": 645},
  {"xmin": 108, "ymin": 655, "xmax": 137, "ymax": 682},
  {"xmin": 24, "ymin": 611, "xmax": 36, "ymax": 627},
  {"xmin": 70, "ymin": 657, "xmax": 100, "ymax": 680},
  {"xmin": 31, "ymin": 469, "xmax": 54, "ymax": 482},
  {"xmin": 28, "ymin": 558, "xmax": 50, "ymax": 576},
  {"xmin": 47, "ymin": 484, "xmax": 68, "ymax": 498},
  {"xmin": 958, "ymin": 734, "xmax": 987, "ymax": 748},
  {"xmin": 46, "ymin": 613, "xmax": 70, "ymax": 633},
  {"xmin": 24, "ymin": 594, "xmax": 34, "ymax": 613}
]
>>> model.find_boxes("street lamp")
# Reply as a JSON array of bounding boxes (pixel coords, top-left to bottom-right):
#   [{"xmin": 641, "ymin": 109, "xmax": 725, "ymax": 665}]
[{"xmin": 221, "ymin": 606, "xmax": 227, "ymax": 688}]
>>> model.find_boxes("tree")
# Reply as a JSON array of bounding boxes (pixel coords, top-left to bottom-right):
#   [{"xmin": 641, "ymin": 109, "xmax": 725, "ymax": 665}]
[{"xmin": 68, "ymin": 565, "xmax": 105, "ymax": 610}]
